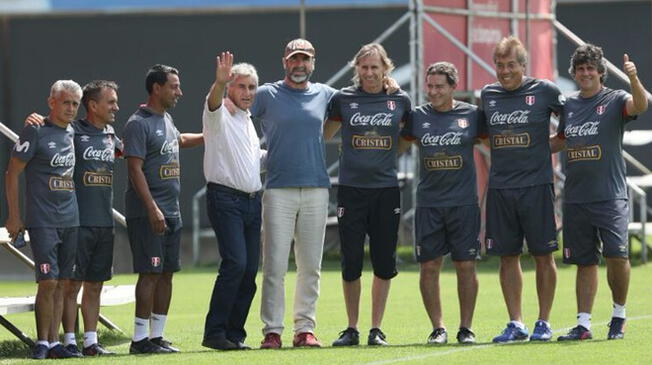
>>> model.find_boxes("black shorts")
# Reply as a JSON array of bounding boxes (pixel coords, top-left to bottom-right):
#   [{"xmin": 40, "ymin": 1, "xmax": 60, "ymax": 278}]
[
  {"xmin": 415, "ymin": 205, "xmax": 480, "ymax": 262},
  {"xmin": 28, "ymin": 227, "xmax": 78, "ymax": 282},
  {"xmin": 562, "ymin": 199, "xmax": 629, "ymax": 265},
  {"xmin": 486, "ymin": 184, "xmax": 558, "ymax": 256},
  {"xmin": 74, "ymin": 226, "xmax": 114, "ymax": 282},
  {"xmin": 337, "ymin": 186, "xmax": 400, "ymax": 281},
  {"xmin": 127, "ymin": 217, "xmax": 182, "ymax": 274}
]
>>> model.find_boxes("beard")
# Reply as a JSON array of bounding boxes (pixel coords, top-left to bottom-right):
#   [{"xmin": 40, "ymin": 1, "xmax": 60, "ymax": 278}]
[{"xmin": 287, "ymin": 67, "xmax": 312, "ymax": 84}]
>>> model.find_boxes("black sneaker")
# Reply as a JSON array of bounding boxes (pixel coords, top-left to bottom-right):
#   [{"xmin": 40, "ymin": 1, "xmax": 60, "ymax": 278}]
[
  {"xmin": 83, "ymin": 343, "xmax": 115, "ymax": 356},
  {"xmin": 32, "ymin": 344, "xmax": 49, "ymax": 359},
  {"xmin": 150, "ymin": 337, "xmax": 180, "ymax": 352},
  {"xmin": 129, "ymin": 338, "xmax": 172, "ymax": 354},
  {"xmin": 47, "ymin": 344, "xmax": 77, "ymax": 359},
  {"xmin": 367, "ymin": 328, "xmax": 388, "ymax": 346},
  {"xmin": 64, "ymin": 344, "xmax": 84, "ymax": 357},
  {"xmin": 456, "ymin": 327, "xmax": 476, "ymax": 344},
  {"xmin": 557, "ymin": 325, "xmax": 592, "ymax": 341},
  {"xmin": 332, "ymin": 327, "xmax": 360, "ymax": 346},
  {"xmin": 427, "ymin": 328, "xmax": 448, "ymax": 344},
  {"xmin": 607, "ymin": 317, "xmax": 625, "ymax": 340}
]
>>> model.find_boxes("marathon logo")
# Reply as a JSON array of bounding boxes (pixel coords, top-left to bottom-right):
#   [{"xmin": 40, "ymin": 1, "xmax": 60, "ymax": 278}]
[
  {"xmin": 159, "ymin": 163, "xmax": 181, "ymax": 179},
  {"xmin": 492, "ymin": 133, "xmax": 530, "ymax": 149},
  {"xmin": 424, "ymin": 154, "xmax": 463, "ymax": 170},
  {"xmin": 352, "ymin": 135, "xmax": 392, "ymax": 150},
  {"xmin": 567, "ymin": 145, "xmax": 602, "ymax": 162},
  {"xmin": 49, "ymin": 176, "xmax": 74, "ymax": 191},
  {"xmin": 83, "ymin": 171, "xmax": 113, "ymax": 187}
]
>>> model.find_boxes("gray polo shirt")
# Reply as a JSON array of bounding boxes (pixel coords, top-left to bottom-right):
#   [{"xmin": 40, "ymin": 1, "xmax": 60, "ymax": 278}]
[{"xmin": 12, "ymin": 119, "xmax": 79, "ymax": 228}]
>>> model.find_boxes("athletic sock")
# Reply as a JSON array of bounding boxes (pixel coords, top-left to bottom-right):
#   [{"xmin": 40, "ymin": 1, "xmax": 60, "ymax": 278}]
[
  {"xmin": 577, "ymin": 312, "xmax": 591, "ymax": 330},
  {"xmin": 509, "ymin": 320, "xmax": 525, "ymax": 330},
  {"xmin": 36, "ymin": 340, "xmax": 49, "ymax": 347},
  {"xmin": 537, "ymin": 319, "xmax": 550, "ymax": 328},
  {"xmin": 49, "ymin": 341, "xmax": 61, "ymax": 349},
  {"xmin": 83, "ymin": 331, "xmax": 98, "ymax": 348},
  {"xmin": 63, "ymin": 332, "xmax": 76, "ymax": 346},
  {"xmin": 612, "ymin": 303, "xmax": 626, "ymax": 319},
  {"xmin": 133, "ymin": 317, "xmax": 149, "ymax": 342},
  {"xmin": 150, "ymin": 313, "xmax": 167, "ymax": 339}
]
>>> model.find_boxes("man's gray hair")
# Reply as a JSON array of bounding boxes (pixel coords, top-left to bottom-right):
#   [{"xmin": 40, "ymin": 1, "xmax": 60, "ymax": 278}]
[
  {"xmin": 229, "ymin": 63, "xmax": 259, "ymax": 86},
  {"xmin": 50, "ymin": 80, "xmax": 82, "ymax": 99}
]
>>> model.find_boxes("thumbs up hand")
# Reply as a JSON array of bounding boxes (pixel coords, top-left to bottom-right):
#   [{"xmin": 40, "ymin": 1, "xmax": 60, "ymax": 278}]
[{"xmin": 623, "ymin": 53, "xmax": 637, "ymax": 79}]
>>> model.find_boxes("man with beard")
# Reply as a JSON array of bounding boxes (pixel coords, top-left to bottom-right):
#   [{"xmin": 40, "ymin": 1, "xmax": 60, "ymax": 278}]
[
  {"xmin": 124, "ymin": 64, "xmax": 203, "ymax": 354},
  {"xmin": 324, "ymin": 43, "xmax": 411, "ymax": 347},
  {"xmin": 5, "ymin": 80, "xmax": 82, "ymax": 359},
  {"xmin": 252, "ymin": 38, "xmax": 333, "ymax": 349}
]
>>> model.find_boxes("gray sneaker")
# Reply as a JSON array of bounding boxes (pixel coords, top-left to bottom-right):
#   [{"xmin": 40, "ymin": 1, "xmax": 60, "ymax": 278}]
[
  {"xmin": 427, "ymin": 328, "xmax": 448, "ymax": 344},
  {"xmin": 367, "ymin": 328, "xmax": 388, "ymax": 346}
]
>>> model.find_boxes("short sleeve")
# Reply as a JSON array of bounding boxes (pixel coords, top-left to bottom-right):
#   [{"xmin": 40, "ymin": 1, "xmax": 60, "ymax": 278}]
[
  {"xmin": 326, "ymin": 91, "xmax": 342, "ymax": 122},
  {"xmin": 250, "ymin": 85, "xmax": 268, "ymax": 119},
  {"xmin": 202, "ymin": 99, "xmax": 224, "ymax": 133},
  {"xmin": 123, "ymin": 120, "xmax": 148, "ymax": 160},
  {"xmin": 400, "ymin": 111, "xmax": 416, "ymax": 140},
  {"xmin": 617, "ymin": 90, "xmax": 637, "ymax": 123},
  {"xmin": 546, "ymin": 81, "xmax": 566, "ymax": 115},
  {"xmin": 11, "ymin": 125, "xmax": 39, "ymax": 162}
]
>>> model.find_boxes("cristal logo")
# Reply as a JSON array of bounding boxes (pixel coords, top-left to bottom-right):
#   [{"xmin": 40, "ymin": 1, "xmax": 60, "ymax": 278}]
[
  {"xmin": 565, "ymin": 121, "xmax": 599, "ymax": 138},
  {"xmin": 160, "ymin": 139, "xmax": 179, "ymax": 155},
  {"xmin": 349, "ymin": 112, "xmax": 393, "ymax": 127},
  {"xmin": 83, "ymin": 146, "xmax": 114, "ymax": 162},
  {"xmin": 50, "ymin": 152, "xmax": 75, "ymax": 167},
  {"xmin": 420, "ymin": 132, "xmax": 463, "ymax": 146},
  {"xmin": 489, "ymin": 110, "xmax": 530, "ymax": 125}
]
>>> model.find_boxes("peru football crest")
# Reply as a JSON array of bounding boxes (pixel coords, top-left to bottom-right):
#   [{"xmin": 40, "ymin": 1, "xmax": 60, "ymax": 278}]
[
  {"xmin": 387, "ymin": 100, "xmax": 396, "ymax": 111},
  {"xmin": 337, "ymin": 207, "xmax": 345, "ymax": 218},
  {"xmin": 39, "ymin": 263, "xmax": 50, "ymax": 274},
  {"xmin": 151, "ymin": 257, "xmax": 161, "ymax": 267},
  {"xmin": 457, "ymin": 118, "xmax": 469, "ymax": 128},
  {"xmin": 596, "ymin": 105, "xmax": 606, "ymax": 115},
  {"xmin": 525, "ymin": 95, "xmax": 535, "ymax": 106}
]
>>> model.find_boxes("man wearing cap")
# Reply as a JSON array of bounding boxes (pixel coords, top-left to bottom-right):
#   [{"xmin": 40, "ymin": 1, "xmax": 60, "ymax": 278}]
[{"xmin": 251, "ymin": 38, "xmax": 332, "ymax": 349}]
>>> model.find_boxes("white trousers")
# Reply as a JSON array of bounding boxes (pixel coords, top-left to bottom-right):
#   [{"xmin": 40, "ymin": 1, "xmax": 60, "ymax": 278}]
[{"xmin": 260, "ymin": 188, "xmax": 329, "ymax": 335}]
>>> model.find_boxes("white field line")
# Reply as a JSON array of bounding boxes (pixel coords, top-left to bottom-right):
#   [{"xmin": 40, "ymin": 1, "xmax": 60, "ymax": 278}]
[{"xmin": 358, "ymin": 314, "xmax": 652, "ymax": 365}]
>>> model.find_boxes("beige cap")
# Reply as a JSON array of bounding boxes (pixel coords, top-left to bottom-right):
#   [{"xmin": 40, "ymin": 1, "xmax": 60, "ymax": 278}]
[{"xmin": 284, "ymin": 38, "xmax": 315, "ymax": 59}]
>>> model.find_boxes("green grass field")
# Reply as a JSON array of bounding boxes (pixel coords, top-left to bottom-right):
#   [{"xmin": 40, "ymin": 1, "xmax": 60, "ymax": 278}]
[{"xmin": 1, "ymin": 254, "xmax": 651, "ymax": 364}]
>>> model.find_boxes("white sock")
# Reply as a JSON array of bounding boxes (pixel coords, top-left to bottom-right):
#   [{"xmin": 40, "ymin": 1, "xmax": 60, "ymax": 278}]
[
  {"xmin": 577, "ymin": 312, "xmax": 591, "ymax": 330},
  {"xmin": 63, "ymin": 332, "xmax": 76, "ymax": 346},
  {"xmin": 612, "ymin": 303, "xmax": 626, "ymax": 319},
  {"xmin": 83, "ymin": 331, "xmax": 98, "ymax": 347},
  {"xmin": 537, "ymin": 319, "xmax": 550, "ymax": 328},
  {"xmin": 150, "ymin": 313, "xmax": 167, "ymax": 339},
  {"xmin": 133, "ymin": 317, "xmax": 149, "ymax": 342},
  {"xmin": 510, "ymin": 320, "xmax": 525, "ymax": 329},
  {"xmin": 36, "ymin": 340, "xmax": 49, "ymax": 347},
  {"xmin": 49, "ymin": 341, "xmax": 61, "ymax": 349}
]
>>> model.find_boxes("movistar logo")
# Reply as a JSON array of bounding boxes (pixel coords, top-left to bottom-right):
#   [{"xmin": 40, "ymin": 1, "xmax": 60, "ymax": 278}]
[{"xmin": 14, "ymin": 140, "xmax": 30, "ymax": 152}]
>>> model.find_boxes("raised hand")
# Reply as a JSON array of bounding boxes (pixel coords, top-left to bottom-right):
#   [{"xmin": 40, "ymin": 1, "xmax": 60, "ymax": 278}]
[
  {"xmin": 216, "ymin": 51, "xmax": 235, "ymax": 86},
  {"xmin": 623, "ymin": 53, "xmax": 637, "ymax": 79}
]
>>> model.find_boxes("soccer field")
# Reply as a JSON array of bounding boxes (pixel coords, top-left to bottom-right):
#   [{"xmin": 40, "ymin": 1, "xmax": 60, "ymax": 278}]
[{"xmin": 1, "ymin": 255, "xmax": 650, "ymax": 364}]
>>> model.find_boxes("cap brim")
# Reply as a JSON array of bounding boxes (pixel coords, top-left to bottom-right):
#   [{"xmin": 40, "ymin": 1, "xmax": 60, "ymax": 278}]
[{"xmin": 285, "ymin": 50, "xmax": 314, "ymax": 59}]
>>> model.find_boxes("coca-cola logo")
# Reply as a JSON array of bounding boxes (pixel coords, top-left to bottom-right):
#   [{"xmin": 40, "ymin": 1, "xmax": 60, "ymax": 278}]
[
  {"xmin": 50, "ymin": 153, "xmax": 75, "ymax": 167},
  {"xmin": 82, "ymin": 146, "xmax": 114, "ymax": 162},
  {"xmin": 420, "ymin": 132, "xmax": 463, "ymax": 146},
  {"xmin": 489, "ymin": 110, "xmax": 530, "ymax": 125},
  {"xmin": 349, "ymin": 112, "xmax": 393, "ymax": 127},
  {"xmin": 160, "ymin": 139, "xmax": 179, "ymax": 155},
  {"xmin": 565, "ymin": 121, "xmax": 599, "ymax": 138}
]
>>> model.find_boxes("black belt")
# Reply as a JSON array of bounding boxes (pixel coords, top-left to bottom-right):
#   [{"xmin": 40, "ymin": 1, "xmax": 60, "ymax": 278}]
[{"xmin": 207, "ymin": 182, "xmax": 259, "ymax": 199}]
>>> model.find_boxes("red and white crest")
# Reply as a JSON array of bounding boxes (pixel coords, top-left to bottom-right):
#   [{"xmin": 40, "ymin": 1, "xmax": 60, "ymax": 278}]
[
  {"xmin": 387, "ymin": 100, "xmax": 396, "ymax": 111},
  {"xmin": 525, "ymin": 95, "xmax": 536, "ymax": 106},
  {"xmin": 151, "ymin": 257, "xmax": 161, "ymax": 267},
  {"xmin": 564, "ymin": 248, "xmax": 571, "ymax": 259},
  {"xmin": 486, "ymin": 238, "xmax": 493, "ymax": 249},
  {"xmin": 337, "ymin": 207, "xmax": 345, "ymax": 218},
  {"xmin": 596, "ymin": 105, "xmax": 606, "ymax": 115},
  {"xmin": 39, "ymin": 263, "xmax": 50, "ymax": 274},
  {"xmin": 457, "ymin": 118, "xmax": 469, "ymax": 128}
]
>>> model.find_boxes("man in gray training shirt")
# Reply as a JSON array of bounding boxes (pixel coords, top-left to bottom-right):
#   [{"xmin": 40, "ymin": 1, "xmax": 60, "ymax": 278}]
[
  {"xmin": 324, "ymin": 43, "xmax": 411, "ymax": 347},
  {"xmin": 401, "ymin": 62, "xmax": 482, "ymax": 345},
  {"xmin": 123, "ymin": 64, "xmax": 203, "ymax": 354},
  {"xmin": 5, "ymin": 80, "xmax": 82, "ymax": 360},
  {"xmin": 553, "ymin": 44, "xmax": 648, "ymax": 341},
  {"xmin": 480, "ymin": 36, "xmax": 565, "ymax": 343}
]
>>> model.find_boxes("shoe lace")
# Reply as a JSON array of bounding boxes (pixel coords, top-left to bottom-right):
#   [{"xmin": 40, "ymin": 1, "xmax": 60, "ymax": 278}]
[
  {"xmin": 430, "ymin": 328, "xmax": 446, "ymax": 339},
  {"xmin": 267, "ymin": 333, "xmax": 281, "ymax": 344},
  {"xmin": 371, "ymin": 329, "xmax": 386, "ymax": 340},
  {"xmin": 458, "ymin": 328, "xmax": 474, "ymax": 337},
  {"xmin": 340, "ymin": 328, "xmax": 358, "ymax": 337}
]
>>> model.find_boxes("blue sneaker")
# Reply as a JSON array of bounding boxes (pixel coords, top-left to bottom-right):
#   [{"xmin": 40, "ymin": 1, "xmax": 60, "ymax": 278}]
[
  {"xmin": 530, "ymin": 320, "xmax": 552, "ymax": 341},
  {"xmin": 492, "ymin": 323, "xmax": 529, "ymax": 343},
  {"xmin": 607, "ymin": 317, "xmax": 625, "ymax": 340}
]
